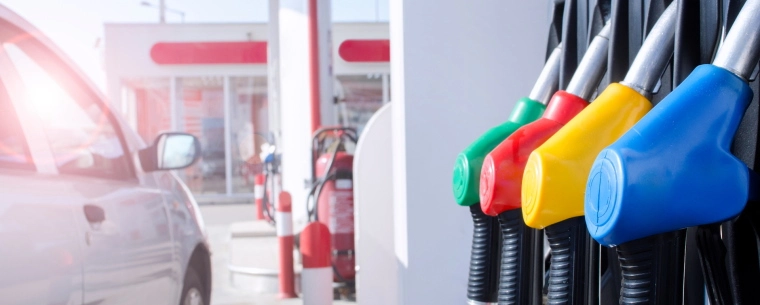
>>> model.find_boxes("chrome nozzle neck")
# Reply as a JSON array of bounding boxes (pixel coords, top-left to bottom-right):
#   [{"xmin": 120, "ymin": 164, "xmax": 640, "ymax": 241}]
[
  {"xmin": 622, "ymin": 2, "xmax": 677, "ymax": 98},
  {"xmin": 528, "ymin": 44, "xmax": 563, "ymax": 105},
  {"xmin": 565, "ymin": 23, "xmax": 611, "ymax": 100}
]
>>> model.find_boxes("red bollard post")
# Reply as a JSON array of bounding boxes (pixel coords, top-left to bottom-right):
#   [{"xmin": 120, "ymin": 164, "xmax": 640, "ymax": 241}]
[
  {"xmin": 277, "ymin": 191, "xmax": 298, "ymax": 299},
  {"xmin": 300, "ymin": 221, "xmax": 332, "ymax": 305},
  {"xmin": 254, "ymin": 174, "xmax": 265, "ymax": 220}
]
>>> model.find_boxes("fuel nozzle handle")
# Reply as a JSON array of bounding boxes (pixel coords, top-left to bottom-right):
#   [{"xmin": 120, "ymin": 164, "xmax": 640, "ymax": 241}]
[{"xmin": 586, "ymin": 0, "xmax": 760, "ymax": 247}]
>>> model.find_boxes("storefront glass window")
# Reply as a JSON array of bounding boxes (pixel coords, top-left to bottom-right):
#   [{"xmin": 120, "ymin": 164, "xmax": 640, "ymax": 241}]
[
  {"xmin": 122, "ymin": 75, "xmax": 270, "ymax": 198},
  {"xmin": 120, "ymin": 73, "xmax": 389, "ymax": 199},
  {"xmin": 177, "ymin": 76, "xmax": 226, "ymax": 195},
  {"xmin": 336, "ymin": 74, "xmax": 385, "ymax": 135},
  {"xmin": 121, "ymin": 78, "xmax": 171, "ymax": 144},
  {"xmin": 229, "ymin": 76, "xmax": 268, "ymax": 194}
]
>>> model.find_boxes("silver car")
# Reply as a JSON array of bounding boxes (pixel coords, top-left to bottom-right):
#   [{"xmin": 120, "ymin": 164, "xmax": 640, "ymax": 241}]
[{"xmin": 0, "ymin": 5, "xmax": 211, "ymax": 305}]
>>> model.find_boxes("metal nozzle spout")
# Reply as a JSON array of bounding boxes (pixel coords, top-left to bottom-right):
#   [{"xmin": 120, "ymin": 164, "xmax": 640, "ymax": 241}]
[
  {"xmin": 528, "ymin": 44, "xmax": 563, "ymax": 105},
  {"xmin": 712, "ymin": 0, "xmax": 760, "ymax": 81},
  {"xmin": 565, "ymin": 23, "xmax": 611, "ymax": 101},
  {"xmin": 621, "ymin": 2, "xmax": 677, "ymax": 98}
]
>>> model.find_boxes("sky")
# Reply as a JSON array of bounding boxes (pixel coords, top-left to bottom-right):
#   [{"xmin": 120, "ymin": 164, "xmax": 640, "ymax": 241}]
[{"xmin": 0, "ymin": 0, "xmax": 389, "ymax": 90}]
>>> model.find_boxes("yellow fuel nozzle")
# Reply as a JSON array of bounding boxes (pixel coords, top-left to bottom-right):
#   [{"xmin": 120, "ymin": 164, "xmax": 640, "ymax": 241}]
[
  {"xmin": 521, "ymin": 84, "xmax": 652, "ymax": 228},
  {"xmin": 521, "ymin": 2, "xmax": 677, "ymax": 229}
]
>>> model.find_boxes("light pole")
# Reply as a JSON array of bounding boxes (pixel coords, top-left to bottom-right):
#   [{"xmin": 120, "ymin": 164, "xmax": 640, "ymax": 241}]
[{"xmin": 140, "ymin": 1, "xmax": 185, "ymax": 23}]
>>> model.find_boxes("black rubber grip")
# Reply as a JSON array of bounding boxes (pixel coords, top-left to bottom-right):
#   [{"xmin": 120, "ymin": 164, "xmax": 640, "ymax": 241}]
[
  {"xmin": 530, "ymin": 228, "xmax": 545, "ymax": 305},
  {"xmin": 545, "ymin": 216, "xmax": 589, "ymax": 305},
  {"xmin": 496, "ymin": 209, "xmax": 535, "ymax": 305},
  {"xmin": 467, "ymin": 204, "xmax": 501, "ymax": 303},
  {"xmin": 617, "ymin": 231, "xmax": 685, "ymax": 305}
]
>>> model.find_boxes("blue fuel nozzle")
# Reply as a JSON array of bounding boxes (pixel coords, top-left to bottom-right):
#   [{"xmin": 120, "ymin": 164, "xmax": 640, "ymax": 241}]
[{"xmin": 585, "ymin": 0, "xmax": 760, "ymax": 246}]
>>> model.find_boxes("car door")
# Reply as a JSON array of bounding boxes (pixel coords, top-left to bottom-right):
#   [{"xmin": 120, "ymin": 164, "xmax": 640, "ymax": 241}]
[
  {"xmin": 0, "ymin": 50, "xmax": 84, "ymax": 305},
  {"xmin": 1, "ymin": 34, "xmax": 178, "ymax": 305}
]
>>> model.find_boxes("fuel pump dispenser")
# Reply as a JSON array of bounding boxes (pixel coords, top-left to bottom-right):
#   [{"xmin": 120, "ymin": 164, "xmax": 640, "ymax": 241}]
[
  {"xmin": 261, "ymin": 141, "xmax": 280, "ymax": 224},
  {"xmin": 476, "ymin": 23, "xmax": 609, "ymax": 305},
  {"xmin": 452, "ymin": 45, "xmax": 561, "ymax": 304},
  {"xmin": 585, "ymin": 1, "xmax": 760, "ymax": 304},
  {"xmin": 516, "ymin": 3, "xmax": 676, "ymax": 304},
  {"xmin": 306, "ymin": 126, "xmax": 359, "ymax": 292}
]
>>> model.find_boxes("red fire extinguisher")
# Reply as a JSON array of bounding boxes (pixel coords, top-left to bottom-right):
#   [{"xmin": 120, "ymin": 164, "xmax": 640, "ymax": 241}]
[{"xmin": 306, "ymin": 127, "xmax": 359, "ymax": 286}]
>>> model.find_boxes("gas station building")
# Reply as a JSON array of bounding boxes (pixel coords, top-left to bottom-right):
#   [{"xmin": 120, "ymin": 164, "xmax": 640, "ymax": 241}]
[
  {"xmin": 104, "ymin": 2, "xmax": 550, "ymax": 303},
  {"xmin": 104, "ymin": 22, "xmax": 389, "ymax": 203}
]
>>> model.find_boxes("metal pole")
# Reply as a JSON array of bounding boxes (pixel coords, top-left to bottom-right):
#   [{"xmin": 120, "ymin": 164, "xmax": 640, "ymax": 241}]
[
  {"xmin": 224, "ymin": 76, "xmax": 233, "ymax": 196},
  {"xmin": 159, "ymin": 0, "xmax": 166, "ymax": 23},
  {"xmin": 170, "ymin": 76, "xmax": 178, "ymax": 130},
  {"xmin": 308, "ymin": 0, "xmax": 321, "ymax": 133},
  {"xmin": 381, "ymin": 74, "xmax": 389, "ymax": 104}
]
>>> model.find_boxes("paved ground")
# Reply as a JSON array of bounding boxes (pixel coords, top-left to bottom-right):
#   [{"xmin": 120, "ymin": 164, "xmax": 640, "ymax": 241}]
[{"xmin": 200, "ymin": 203, "xmax": 356, "ymax": 305}]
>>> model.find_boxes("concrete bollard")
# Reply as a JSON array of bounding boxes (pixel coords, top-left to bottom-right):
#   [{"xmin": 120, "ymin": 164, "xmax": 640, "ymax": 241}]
[
  {"xmin": 277, "ymin": 191, "xmax": 298, "ymax": 299},
  {"xmin": 300, "ymin": 221, "xmax": 332, "ymax": 305}
]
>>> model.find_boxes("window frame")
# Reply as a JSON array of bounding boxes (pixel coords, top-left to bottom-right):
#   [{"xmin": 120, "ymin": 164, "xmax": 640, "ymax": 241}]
[{"xmin": 0, "ymin": 73, "xmax": 34, "ymax": 171}]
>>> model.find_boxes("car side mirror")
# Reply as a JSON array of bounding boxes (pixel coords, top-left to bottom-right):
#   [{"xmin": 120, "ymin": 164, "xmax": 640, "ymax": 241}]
[{"xmin": 139, "ymin": 132, "xmax": 201, "ymax": 172}]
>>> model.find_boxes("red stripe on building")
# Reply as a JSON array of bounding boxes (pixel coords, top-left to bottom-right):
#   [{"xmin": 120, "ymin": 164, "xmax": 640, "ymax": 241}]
[
  {"xmin": 150, "ymin": 41, "xmax": 268, "ymax": 65},
  {"xmin": 338, "ymin": 39, "xmax": 390, "ymax": 62},
  {"xmin": 150, "ymin": 40, "xmax": 391, "ymax": 65}
]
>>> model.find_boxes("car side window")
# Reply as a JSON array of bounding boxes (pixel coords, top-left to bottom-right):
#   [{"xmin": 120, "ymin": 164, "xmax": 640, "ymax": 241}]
[
  {"xmin": 0, "ymin": 78, "xmax": 34, "ymax": 170},
  {"xmin": 3, "ymin": 43, "xmax": 131, "ymax": 180}
]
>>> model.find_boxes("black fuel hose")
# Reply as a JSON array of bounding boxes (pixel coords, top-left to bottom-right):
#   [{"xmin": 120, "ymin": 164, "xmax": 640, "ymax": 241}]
[
  {"xmin": 616, "ymin": 231, "xmax": 685, "ymax": 305},
  {"xmin": 544, "ymin": 216, "xmax": 591, "ymax": 304},
  {"xmin": 261, "ymin": 165, "xmax": 276, "ymax": 225},
  {"xmin": 496, "ymin": 209, "xmax": 536, "ymax": 304},
  {"xmin": 466, "ymin": 204, "xmax": 501, "ymax": 303},
  {"xmin": 306, "ymin": 138, "xmax": 342, "ymax": 222}
]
